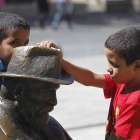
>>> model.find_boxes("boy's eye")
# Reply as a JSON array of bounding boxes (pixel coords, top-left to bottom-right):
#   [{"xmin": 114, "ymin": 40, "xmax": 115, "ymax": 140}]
[
  {"xmin": 11, "ymin": 41, "xmax": 17, "ymax": 45},
  {"xmin": 24, "ymin": 41, "xmax": 29, "ymax": 46},
  {"xmin": 112, "ymin": 64, "xmax": 118, "ymax": 68}
]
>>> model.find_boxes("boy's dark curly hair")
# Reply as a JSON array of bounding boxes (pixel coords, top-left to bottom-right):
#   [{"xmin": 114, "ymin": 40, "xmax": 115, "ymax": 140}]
[
  {"xmin": 105, "ymin": 25, "xmax": 140, "ymax": 66},
  {"xmin": 0, "ymin": 12, "xmax": 30, "ymax": 43}
]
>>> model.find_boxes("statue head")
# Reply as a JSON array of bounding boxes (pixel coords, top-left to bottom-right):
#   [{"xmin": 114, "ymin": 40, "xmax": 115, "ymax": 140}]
[{"xmin": 0, "ymin": 46, "xmax": 74, "ymax": 130}]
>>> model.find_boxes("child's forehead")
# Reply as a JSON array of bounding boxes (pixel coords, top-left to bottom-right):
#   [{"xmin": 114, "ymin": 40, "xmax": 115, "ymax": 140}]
[
  {"xmin": 7, "ymin": 27, "xmax": 30, "ymax": 34},
  {"xmin": 5, "ymin": 27, "xmax": 30, "ymax": 40},
  {"xmin": 104, "ymin": 47, "xmax": 123, "ymax": 59},
  {"xmin": 104, "ymin": 47, "xmax": 117, "ymax": 54}
]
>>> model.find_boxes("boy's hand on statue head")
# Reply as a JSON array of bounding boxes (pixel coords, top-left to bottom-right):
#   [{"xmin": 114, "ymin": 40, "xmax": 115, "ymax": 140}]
[
  {"xmin": 37, "ymin": 41, "xmax": 58, "ymax": 49},
  {"xmin": 37, "ymin": 41, "xmax": 63, "ymax": 62}
]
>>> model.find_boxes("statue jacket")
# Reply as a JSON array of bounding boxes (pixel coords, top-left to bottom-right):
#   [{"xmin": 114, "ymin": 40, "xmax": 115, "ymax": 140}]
[{"xmin": 0, "ymin": 101, "xmax": 72, "ymax": 140}]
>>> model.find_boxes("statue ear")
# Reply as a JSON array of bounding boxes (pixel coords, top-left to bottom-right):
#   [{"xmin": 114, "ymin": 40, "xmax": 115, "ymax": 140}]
[
  {"xmin": 12, "ymin": 83, "xmax": 23, "ymax": 100},
  {"xmin": 0, "ymin": 84, "xmax": 8, "ymax": 98}
]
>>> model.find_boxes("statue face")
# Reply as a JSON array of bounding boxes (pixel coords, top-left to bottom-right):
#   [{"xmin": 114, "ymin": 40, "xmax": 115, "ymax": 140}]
[{"xmin": 17, "ymin": 79, "xmax": 59, "ymax": 130}]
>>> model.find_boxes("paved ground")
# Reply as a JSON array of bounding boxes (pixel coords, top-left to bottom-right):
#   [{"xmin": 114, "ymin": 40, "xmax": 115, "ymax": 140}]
[{"xmin": 28, "ymin": 12, "xmax": 140, "ymax": 140}]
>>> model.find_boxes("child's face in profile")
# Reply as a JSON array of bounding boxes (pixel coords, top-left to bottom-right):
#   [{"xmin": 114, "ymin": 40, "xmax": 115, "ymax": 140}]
[
  {"xmin": 0, "ymin": 27, "xmax": 30, "ymax": 69},
  {"xmin": 104, "ymin": 47, "xmax": 136, "ymax": 84}
]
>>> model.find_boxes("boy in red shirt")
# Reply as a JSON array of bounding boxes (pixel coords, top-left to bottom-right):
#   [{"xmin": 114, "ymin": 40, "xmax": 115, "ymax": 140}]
[{"xmin": 41, "ymin": 25, "xmax": 140, "ymax": 140}]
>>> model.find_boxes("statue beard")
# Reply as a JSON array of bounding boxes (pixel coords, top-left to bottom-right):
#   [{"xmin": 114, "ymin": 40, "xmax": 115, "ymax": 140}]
[{"xmin": 17, "ymin": 102, "xmax": 49, "ymax": 131}]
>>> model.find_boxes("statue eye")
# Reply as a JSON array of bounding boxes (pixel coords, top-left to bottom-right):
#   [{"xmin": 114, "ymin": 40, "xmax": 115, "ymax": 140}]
[
  {"xmin": 12, "ymin": 84, "xmax": 23, "ymax": 97},
  {"xmin": 17, "ymin": 88, "xmax": 22, "ymax": 95}
]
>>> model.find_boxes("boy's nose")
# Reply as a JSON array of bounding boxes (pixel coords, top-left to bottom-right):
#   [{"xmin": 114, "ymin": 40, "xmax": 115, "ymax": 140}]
[{"xmin": 107, "ymin": 64, "xmax": 112, "ymax": 72}]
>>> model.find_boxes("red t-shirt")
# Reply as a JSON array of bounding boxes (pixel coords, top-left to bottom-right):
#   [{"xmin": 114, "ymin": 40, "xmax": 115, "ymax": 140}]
[{"xmin": 104, "ymin": 74, "xmax": 140, "ymax": 140}]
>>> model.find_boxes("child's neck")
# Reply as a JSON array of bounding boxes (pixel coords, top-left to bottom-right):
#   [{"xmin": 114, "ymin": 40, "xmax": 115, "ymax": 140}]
[{"xmin": 123, "ymin": 78, "xmax": 140, "ymax": 94}]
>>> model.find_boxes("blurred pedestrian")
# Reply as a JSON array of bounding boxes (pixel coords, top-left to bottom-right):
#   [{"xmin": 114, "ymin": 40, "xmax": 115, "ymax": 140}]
[
  {"xmin": 34, "ymin": 0, "xmax": 49, "ymax": 28},
  {"xmin": 0, "ymin": 0, "xmax": 5, "ymax": 12},
  {"xmin": 51, "ymin": 0, "xmax": 74, "ymax": 30}
]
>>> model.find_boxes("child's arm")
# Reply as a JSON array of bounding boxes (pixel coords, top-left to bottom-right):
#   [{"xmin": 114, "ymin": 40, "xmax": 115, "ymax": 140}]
[
  {"xmin": 61, "ymin": 59, "xmax": 106, "ymax": 88},
  {"xmin": 38, "ymin": 41, "xmax": 106, "ymax": 88}
]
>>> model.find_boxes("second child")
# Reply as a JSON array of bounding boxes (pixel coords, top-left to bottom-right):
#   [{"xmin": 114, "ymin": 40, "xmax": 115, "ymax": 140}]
[{"xmin": 0, "ymin": 12, "xmax": 30, "ymax": 87}]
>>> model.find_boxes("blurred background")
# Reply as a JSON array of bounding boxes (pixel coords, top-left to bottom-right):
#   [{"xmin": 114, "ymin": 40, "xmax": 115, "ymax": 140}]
[
  {"xmin": 3, "ymin": 0, "xmax": 140, "ymax": 24},
  {"xmin": 2, "ymin": 0, "xmax": 140, "ymax": 139}
]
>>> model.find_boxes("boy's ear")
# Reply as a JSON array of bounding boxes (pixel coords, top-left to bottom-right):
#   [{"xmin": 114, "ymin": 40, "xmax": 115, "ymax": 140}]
[{"xmin": 134, "ymin": 60, "xmax": 140, "ymax": 71}]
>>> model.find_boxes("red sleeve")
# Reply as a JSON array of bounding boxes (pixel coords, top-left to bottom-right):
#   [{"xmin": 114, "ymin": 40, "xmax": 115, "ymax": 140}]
[
  {"xmin": 113, "ymin": 93, "xmax": 140, "ymax": 140},
  {"xmin": 103, "ymin": 74, "xmax": 116, "ymax": 99}
]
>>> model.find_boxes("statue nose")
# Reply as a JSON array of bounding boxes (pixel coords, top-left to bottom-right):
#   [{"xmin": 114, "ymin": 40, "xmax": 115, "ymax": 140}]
[{"xmin": 49, "ymin": 91, "xmax": 57, "ymax": 106}]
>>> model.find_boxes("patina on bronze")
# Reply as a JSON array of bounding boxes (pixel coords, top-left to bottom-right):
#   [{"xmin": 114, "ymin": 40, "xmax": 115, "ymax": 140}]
[{"xmin": 0, "ymin": 46, "xmax": 74, "ymax": 140}]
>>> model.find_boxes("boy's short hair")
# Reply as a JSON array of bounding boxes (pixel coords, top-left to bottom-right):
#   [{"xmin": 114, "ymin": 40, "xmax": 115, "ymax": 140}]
[
  {"xmin": 105, "ymin": 25, "xmax": 140, "ymax": 66},
  {"xmin": 0, "ymin": 12, "xmax": 30, "ymax": 43}
]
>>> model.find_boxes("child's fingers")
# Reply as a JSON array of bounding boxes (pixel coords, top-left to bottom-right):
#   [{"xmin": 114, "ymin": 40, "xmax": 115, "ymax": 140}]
[
  {"xmin": 46, "ymin": 42, "xmax": 58, "ymax": 49},
  {"xmin": 37, "ymin": 41, "xmax": 63, "ymax": 60},
  {"xmin": 37, "ymin": 41, "xmax": 48, "ymax": 47},
  {"xmin": 41, "ymin": 41, "xmax": 49, "ymax": 47},
  {"xmin": 43, "ymin": 41, "xmax": 50, "ymax": 47},
  {"xmin": 37, "ymin": 41, "xmax": 58, "ymax": 49}
]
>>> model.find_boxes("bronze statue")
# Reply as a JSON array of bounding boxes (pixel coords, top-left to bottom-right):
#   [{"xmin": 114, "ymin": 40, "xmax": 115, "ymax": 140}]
[{"xmin": 0, "ymin": 46, "xmax": 74, "ymax": 140}]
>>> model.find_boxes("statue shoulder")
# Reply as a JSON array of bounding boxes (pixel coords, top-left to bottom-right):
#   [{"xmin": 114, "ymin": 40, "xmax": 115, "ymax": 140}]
[{"xmin": 43, "ymin": 116, "xmax": 73, "ymax": 140}]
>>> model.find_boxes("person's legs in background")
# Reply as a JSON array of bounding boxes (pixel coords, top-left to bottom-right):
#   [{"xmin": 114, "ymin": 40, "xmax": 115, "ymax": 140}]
[
  {"xmin": 64, "ymin": 3, "xmax": 74, "ymax": 30},
  {"xmin": 35, "ymin": 12, "xmax": 48, "ymax": 28},
  {"xmin": 34, "ymin": 0, "xmax": 49, "ymax": 29},
  {"xmin": 65, "ymin": 13, "xmax": 72, "ymax": 30},
  {"xmin": 51, "ymin": 3, "xmax": 64, "ymax": 29}
]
